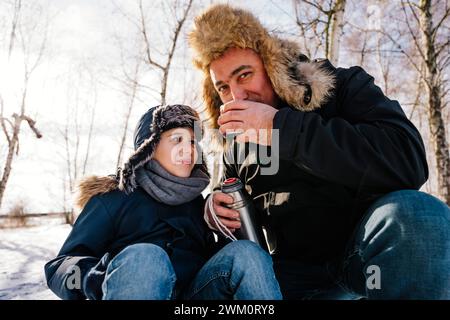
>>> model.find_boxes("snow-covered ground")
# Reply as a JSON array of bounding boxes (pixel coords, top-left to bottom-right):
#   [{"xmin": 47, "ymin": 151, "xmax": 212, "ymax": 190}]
[{"xmin": 0, "ymin": 224, "xmax": 71, "ymax": 300}]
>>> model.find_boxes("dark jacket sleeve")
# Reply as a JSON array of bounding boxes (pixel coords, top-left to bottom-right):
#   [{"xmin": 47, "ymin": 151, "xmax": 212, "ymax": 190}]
[
  {"xmin": 273, "ymin": 66, "xmax": 428, "ymax": 194},
  {"xmin": 44, "ymin": 197, "xmax": 115, "ymax": 300}
]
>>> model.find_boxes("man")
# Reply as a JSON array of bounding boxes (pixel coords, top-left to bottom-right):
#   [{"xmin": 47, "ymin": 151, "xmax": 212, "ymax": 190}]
[{"xmin": 189, "ymin": 4, "xmax": 450, "ymax": 299}]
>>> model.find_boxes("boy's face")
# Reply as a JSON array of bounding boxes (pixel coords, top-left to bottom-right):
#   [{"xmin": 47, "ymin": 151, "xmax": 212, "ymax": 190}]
[
  {"xmin": 153, "ymin": 127, "xmax": 198, "ymax": 178},
  {"xmin": 209, "ymin": 47, "xmax": 279, "ymax": 106}
]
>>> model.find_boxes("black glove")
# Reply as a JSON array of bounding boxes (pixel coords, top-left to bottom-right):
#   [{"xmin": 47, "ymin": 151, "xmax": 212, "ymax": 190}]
[{"xmin": 82, "ymin": 252, "xmax": 111, "ymax": 300}]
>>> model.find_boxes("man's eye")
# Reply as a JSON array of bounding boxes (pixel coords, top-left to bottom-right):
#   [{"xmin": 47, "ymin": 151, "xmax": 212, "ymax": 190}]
[{"xmin": 238, "ymin": 72, "xmax": 251, "ymax": 80}]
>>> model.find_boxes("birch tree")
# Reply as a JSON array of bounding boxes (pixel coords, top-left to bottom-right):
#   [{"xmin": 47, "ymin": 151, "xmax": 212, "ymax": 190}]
[
  {"xmin": 0, "ymin": 0, "xmax": 46, "ymax": 209},
  {"xmin": 413, "ymin": 0, "xmax": 450, "ymax": 204},
  {"xmin": 292, "ymin": 0, "xmax": 347, "ymax": 64}
]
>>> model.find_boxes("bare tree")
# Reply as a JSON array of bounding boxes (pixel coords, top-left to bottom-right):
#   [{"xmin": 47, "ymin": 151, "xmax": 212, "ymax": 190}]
[
  {"xmin": 7, "ymin": 0, "xmax": 21, "ymax": 58},
  {"xmin": 110, "ymin": 0, "xmax": 195, "ymax": 171},
  {"xmin": 339, "ymin": 0, "xmax": 449, "ymax": 202},
  {"xmin": 375, "ymin": 0, "xmax": 450, "ymax": 204},
  {"xmin": 0, "ymin": 1, "xmax": 46, "ymax": 209},
  {"xmin": 138, "ymin": 0, "xmax": 194, "ymax": 105},
  {"xmin": 292, "ymin": 0, "xmax": 347, "ymax": 64},
  {"xmin": 413, "ymin": 0, "xmax": 450, "ymax": 204},
  {"xmin": 59, "ymin": 63, "xmax": 98, "ymax": 224},
  {"xmin": 116, "ymin": 60, "xmax": 141, "ymax": 169}
]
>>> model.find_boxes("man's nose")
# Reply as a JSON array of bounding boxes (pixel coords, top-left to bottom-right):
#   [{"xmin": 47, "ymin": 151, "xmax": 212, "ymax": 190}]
[{"xmin": 230, "ymin": 85, "xmax": 248, "ymax": 101}]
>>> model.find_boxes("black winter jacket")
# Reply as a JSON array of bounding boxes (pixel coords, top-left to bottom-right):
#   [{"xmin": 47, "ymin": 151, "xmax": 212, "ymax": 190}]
[
  {"xmin": 222, "ymin": 60, "xmax": 428, "ymax": 263},
  {"xmin": 45, "ymin": 186, "xmax": 216, "ymax": 300}
]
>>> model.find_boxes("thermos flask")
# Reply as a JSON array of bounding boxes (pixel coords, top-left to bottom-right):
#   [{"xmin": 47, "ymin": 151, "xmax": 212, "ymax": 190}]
[{"xmin": 221, "ymin": 177, "xmax": 269, "ymax": 251}]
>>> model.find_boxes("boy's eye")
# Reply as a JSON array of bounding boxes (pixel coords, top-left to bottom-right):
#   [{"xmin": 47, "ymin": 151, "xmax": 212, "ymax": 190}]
[
  {"xmin": 171, "ymin": 136, "xmax": 182, "ymax": 143},
  {"xmin": 218, "ymin": 85, "xmax": 229, "ymax": 94}
]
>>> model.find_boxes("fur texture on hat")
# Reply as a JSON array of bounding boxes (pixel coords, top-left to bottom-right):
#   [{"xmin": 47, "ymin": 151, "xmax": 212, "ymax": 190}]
[{"xmin": 188, "ymin": 4, "xmax": 335, "ymax": 128}]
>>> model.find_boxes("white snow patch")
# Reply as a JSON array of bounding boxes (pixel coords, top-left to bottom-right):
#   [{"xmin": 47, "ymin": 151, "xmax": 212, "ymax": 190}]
[{"xmin": 0, "ymin": 224, "xmax": 71, "ymax": 300}]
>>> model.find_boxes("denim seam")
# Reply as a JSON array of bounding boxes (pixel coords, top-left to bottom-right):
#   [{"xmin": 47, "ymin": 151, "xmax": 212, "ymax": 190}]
[
  {"xmin": 102, "ymin": 257, "xmax": 117, "ymax": 299},
  {"xmin": 168, "ymin": 274, "xmax": 177, "ymax": 300},
  {"xmin": 187, "ymin": 271, "xmax": 231, "ymax": 299},
  {"xmin": 102, "ymin": 272, "xmax": 110, "ymax": 300}
]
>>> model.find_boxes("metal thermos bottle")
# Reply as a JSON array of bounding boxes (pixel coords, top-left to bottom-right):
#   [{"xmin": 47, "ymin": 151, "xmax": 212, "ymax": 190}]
[{"xmin": 221, "ymin": 178, "xmax": 269, "ymax": 251}]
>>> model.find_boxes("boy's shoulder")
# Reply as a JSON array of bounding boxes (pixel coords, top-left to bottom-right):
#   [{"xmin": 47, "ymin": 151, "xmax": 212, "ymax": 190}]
[
  {"xmin": 94, "ymin": 187, "xmax": 155, "ymax": 218},
  {"xmin": 75, "ymin": 175, "xmax": 155, "ymax": 211},
  {"xmin": 75, "ymin": 175, "xmax": 118, "ymax": 209},
  {"xmin": 76, "ymin": 174, "xmax": 206, "ymax": 216}
]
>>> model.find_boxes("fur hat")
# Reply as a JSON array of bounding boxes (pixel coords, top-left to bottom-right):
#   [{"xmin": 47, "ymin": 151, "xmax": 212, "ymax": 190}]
[{"xmin": 188, "ymin": 4, "xmax": 335, "ymax": 128}]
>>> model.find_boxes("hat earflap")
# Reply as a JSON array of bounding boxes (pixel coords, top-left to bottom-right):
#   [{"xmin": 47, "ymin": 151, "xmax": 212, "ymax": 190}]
[{"xmin": 119, "ymin": 134, "xmax": 160, "ymax": 194}]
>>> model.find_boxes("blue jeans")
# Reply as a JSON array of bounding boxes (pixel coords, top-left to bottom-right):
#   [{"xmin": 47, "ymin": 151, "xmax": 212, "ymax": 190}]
[
  {"xmin": 274, "ymin": 190, "xmax": 450, "ymax": 299},
  {"xmin": 101, "ymin": 240, "xmax": 282, "ymax": 300}
]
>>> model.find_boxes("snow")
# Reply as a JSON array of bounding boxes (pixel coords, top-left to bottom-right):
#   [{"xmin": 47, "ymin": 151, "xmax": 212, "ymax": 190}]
[{"xmin": 0, "ymin": 224, "xmax": 71, "ymax": 300}]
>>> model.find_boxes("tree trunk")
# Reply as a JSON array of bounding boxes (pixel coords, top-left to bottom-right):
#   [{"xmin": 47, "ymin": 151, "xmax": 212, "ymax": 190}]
[
  {"xmin": 0, "ymin": 120, "xmax": 20, "ymax": 208},
  {"xmin": 328, "ymin": 0, "xmax": 346, "ymax": 65},
  {"xmin": 117, "ymin": 68, "xmax": 139, "ymax": 169},
  {"xmin": 419, "ymin": 0, "xmax": 450, "ymax": 204}
]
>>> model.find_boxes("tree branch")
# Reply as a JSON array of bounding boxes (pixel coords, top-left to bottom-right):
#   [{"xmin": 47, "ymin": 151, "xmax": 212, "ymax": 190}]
[
  {"xmin": 409, "ymin": 64, "xmax": 425, "ymax": 119},
  {"xmin": 431, "ymin": 6, "xmax": 450, "ymax": 40},
  {"xmin": 300, "ymin": 0, "xmax": 329, "ymax": 14},
  {"xmin": 21, "ymin": 114, "xmax": 42, "ymax": 138},
  {"xmin": 351, "ymin": 22, "xmax": 426, "ymax": 79},
  {"xmin": 402, "ymin": 1, "xmax": 427, "ymax": 62},
  {"xmin": 111, "ymin": 0, "xmax": 141, "ymax": 31},
  {"xmin": 165, "ymin": 0, "xmax": 193, "ymax": 70},
  {"xmin": 8, "ymin": 0, "xmax": 21, "ymax": 58},
  {"xmin": 436, "ymin": 38, "xmax": 450, "ymax": 57},
  {"xmin": 139, "ymin": 0, "xmax": 164, "ymax": 71},
  {"xmin": 405, "ymin": 0, "xmax": 422, "ymax": 27},
  {"xmin": 0, "ymin": 96, "xmax": 12, "ymax": 145}
]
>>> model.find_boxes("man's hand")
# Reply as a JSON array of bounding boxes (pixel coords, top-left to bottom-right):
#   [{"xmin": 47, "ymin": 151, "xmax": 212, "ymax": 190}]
[
  {"xmin": 205, "ymin": 192, "xmax": 241, "ymax": 232},
  {"xmin": 217, "ymin": 100, "xmax": 278, "ymax": 146}
]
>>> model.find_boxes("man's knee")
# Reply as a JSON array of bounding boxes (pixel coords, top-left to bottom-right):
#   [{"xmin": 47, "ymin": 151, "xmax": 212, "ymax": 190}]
[{"xmin": 365, "ymin": 190, "xmax": 450, "ymax": 244}]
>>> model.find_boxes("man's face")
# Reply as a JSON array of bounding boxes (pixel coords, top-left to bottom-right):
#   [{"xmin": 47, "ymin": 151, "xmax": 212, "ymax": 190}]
[{"xmin": 209, "ymin": 47, "xmax": 279, "ymax": 107}]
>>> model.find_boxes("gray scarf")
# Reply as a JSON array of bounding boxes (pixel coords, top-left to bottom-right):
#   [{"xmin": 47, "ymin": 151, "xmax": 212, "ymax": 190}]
[{"xmin": 135, "ymin": 160, "xmax": 210, "ymax": 205}]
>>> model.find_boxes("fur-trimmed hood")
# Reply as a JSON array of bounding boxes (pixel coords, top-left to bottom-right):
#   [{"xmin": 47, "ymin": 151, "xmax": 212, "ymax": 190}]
[
  {"xmin": 188, "ymin": 4, "xmax": 335, "ymax": 128},
  {"xmin": 75, "ymin": 175, "xmax": 118, "ymax": 209}
]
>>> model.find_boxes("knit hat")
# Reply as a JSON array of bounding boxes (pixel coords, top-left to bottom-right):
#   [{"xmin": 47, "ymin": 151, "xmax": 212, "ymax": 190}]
[
  {"xmin": 188, "ymin": 4, "xmax": 335, "ymax": 128},
  {"xmin": 119, "ymin": 104, "xmax": 206, "ymax": 194}
]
